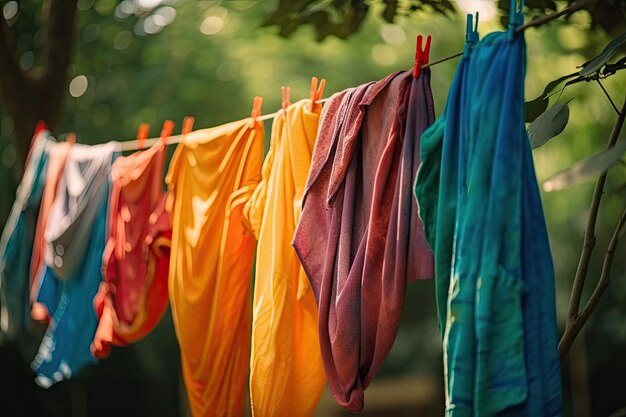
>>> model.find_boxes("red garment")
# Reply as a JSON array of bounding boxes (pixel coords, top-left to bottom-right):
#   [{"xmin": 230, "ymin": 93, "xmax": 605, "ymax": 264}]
[
  {"xmin": 92, "ymin": 140, "xmax": 170, "ymax": 358},
  {"xmin": 292, "ymin": 70, "xmax": 434, "ymax": 411}
]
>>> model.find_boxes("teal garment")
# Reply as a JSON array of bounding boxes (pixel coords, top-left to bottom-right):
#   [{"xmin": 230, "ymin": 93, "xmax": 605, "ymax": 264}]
[
  {"xmin": 0, "ymin": 134, "xmax": 51, "ymax": 348},
  {"xmin": 31, "ymin": 142, "xmax": 119, "ymax": 388},
  {"xmin": 415, "ymin": 10, "xmax": 562, "ymax": 417}
]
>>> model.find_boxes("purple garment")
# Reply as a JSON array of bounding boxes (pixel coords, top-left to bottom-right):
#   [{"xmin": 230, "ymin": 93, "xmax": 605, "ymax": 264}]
[{"xmin": 292, "ymin": 69, "xmax": 434, "ymax": 411}]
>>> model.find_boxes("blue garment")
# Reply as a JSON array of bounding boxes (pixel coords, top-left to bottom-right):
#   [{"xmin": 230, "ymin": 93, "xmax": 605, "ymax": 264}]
[
  {"xmin": 414, "ymin": 9, "xmax": 562, "ymax": 417},
  {"xmin": 0, "ymin": 134, "xmax": 51, "ymax": 348},
  {"xmin": 31, "ymin": 142, "xmax": 119, "ymax": 388}
]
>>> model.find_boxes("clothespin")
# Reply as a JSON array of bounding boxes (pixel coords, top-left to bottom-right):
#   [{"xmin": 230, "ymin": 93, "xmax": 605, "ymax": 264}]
[
  {"xmin": 182, "ymin": 116, "xmax": 195, "ymax": 135},
  {"xmin": 66, "ymin": 132, "xmax": 76, "ymax": 145},
  {"xmin": 413, "ymin": 34, "xmax": 432, "ymax": 79},
  {"xmin": 309, "ymin": 77, "xmax": 326, "ymax": 110},
  {"xmin": 250, "ymin": 96, "xmax": 263, "ymax": 127},
  {"xmin": 136, "ymin": 123, "xmax": 150, "ymax": 150},
  {"xmin": 160, "ymin": 120, "xmax": 174, "ymax": 143},
  {"xmin": 281, "ymin": 86, "xmax": 291, "ymax": 111}
]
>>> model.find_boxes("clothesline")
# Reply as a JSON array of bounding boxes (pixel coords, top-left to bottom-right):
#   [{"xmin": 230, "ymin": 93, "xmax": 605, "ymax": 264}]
[
  {"xmin": 117, "ymin": 52, "xmax": 463, "ymax": 152},
  {"xmin": 107, "ymin": 0, "xmax": 587, "ymax": 152}
]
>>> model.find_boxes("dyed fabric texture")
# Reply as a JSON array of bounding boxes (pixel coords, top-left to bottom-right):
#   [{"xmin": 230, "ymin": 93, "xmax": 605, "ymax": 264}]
[
  {"xmin": 30, "ymin": 142, "xmax": 72, "ymax": 322},
  {"xmin": 292, "ymin": 69, "xmax": 434, "ymax": 411},
  {"xmin": 0, "ymin": 133, "xmax": 51, "ymax": 345},
  {"xmin": 244, "ymin": 99, "xmax": 325, "ymax": 417},
  {"xmin": 414, "ymin": 16, "xmax": 562, "ymax": 417},
  {"xmin": 31, "ymin": 142, "xmax": 119, "ymax": 388},
  {"xmin": 166, "ymin": 118, "xmax": 263, "ymax": 417},
  {"xmin": 93, "ymin": 139, "xmax": 170, "ymax": 358}
]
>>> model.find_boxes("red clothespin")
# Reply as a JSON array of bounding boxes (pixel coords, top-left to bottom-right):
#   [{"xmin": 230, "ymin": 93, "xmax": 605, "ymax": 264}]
[
  {"xmin": 281, "ymin": 86, "xmax": 291, "ymax": 111},
  {"xmin": 160, "ymin": 120, "xmax": 174, "ymax": 144},
  {"xmin": 33, "ymin": 121, "xmax": 48, "ymax": 137},
  {"xmin": 413, "ymin": 34, "xmax": 432, "ymax": 78},
  {"xmin": 250, "ymin": 96, "xmax": 263, "ymax": 127},
  {"xmin": 136, "ymin": 123, "xmax": 150, "ymax": 150},
  {"xmin": 182, "ymin": 116, "xmax": 195, "ymax": 135},
  {"xmin": 309, "ymin": 77, "xmax": 327, "ymax": 110}
]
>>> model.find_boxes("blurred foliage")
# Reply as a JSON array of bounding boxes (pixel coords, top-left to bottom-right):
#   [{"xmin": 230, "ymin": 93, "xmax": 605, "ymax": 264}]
[
  {"xmin": 0, "ymin": 0, "xmax": 624, "ymax": 416},
  {"xmin": 263, "ymin": 0, "xmax": 626, "ymax": 41}
]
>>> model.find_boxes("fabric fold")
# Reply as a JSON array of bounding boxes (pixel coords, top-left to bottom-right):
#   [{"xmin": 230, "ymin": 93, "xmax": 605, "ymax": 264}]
[
  {"xmin": 246, "ymin": 99, "xmax": 326, "ymax": 417},
  {"xmin": 293, "ymin": 69, "xmax": 434, "ymax": 411},
  {"xmin": 92, "ymin": 139, "xmax": 170, "ymax": 358},
  {"xmin": 31, "ymin": 141, "xmax": 119, "ymax": 388},
  {"xmin": 414, "ymin": 17, "xmax": 562, "ymax": 417},
  {"xmin": 166, "ymin": 118, "xmax": 263, "ymax": 417},
  {"xmin": 0, "ymin": 132, "xmax": 52, "ymax": 347}
]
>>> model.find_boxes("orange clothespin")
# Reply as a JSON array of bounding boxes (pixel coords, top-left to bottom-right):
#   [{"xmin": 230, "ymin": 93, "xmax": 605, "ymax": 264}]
[
  {"xmin": 250, "ymin": 96, "xmax": 263, "ymax": 126},
  {"xmin": 281, "ymin": 86, "xmax": 291, "ymax": 111},
  {"xmin": 413, "ymin": 34, "xmax": 432, "ymax": 78},
  {"xmin": 66, "ymin": 132, "xmax": 76, "ymax": 145},
  {"xmin": 309, "ymin": 77, "xmax": 326, "ymax": 110},
  {"xmin": 136, "ymin": 123, "xmax": 150, "ymax": 150},
  {"xmin": 182, "ymin": 116, "xmax": 195, "ymax": 135},
  {"xmin": 160, "ymin": 120, "xmax": 174, "ymax": 143}
]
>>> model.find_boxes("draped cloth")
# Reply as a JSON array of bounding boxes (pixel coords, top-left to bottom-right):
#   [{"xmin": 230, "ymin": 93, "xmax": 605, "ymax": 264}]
[
  {"xmin": 92, "ymin": 139, "xmax": 170, "ymax": 358},
  {"xmin": 244, "ymin": 99, "xmax": 325, "ymax": 417},
  {"xmin": 166, "ymin": 118, "xmax": 263, "ymax": 417},
  {"xmin": 292, "ymin": 69, "xmax": 435, "ymax": 411},
  {"xmin": 0, "ymin": 132, "xmax": 51, "ymax": 346},
  {"xmin": 414, "ymin": 13, "xmax": 562, "ymax": 417},
  {"xmin": 31, "ymin": 142, "xmax": 119, "ymax": 388}
]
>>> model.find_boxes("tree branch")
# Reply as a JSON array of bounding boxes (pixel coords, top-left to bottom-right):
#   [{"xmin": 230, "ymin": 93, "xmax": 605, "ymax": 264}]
[
  {"xmin": 560, "ymin": 92, "xmax": 626, "ymax": 361},
  {"xmin": 559, "ymin": 204, "xmax": 626, "ymax": 359},
  {"xmin": 39, "ymin": 0, "xmax": 79, "ymax": 126},
  {"xmin": 516, "ymin": 0, "xmax": 599, "ymax": 32}
]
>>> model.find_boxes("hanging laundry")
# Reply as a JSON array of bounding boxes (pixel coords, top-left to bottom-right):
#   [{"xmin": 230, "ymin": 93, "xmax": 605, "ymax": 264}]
[
  {"xmin": 0, "ymin": 130, "xmax": 52, "ymax": 347},
  {"xmin": 244, "ymin": 98, "xmax": 325, "ymax": 417},
  {"xmin": 31, "ymin": 142, "xmax": 120, "ymax": 388},
  {"xmin": 292, "ymin": 67, "xmax": 435, "ymax": 411},
  {"xmin": 29, "ymin": 141, "xmax": 73, "ymax": 322},
  {"xmin": 166, "ymin": 117, "xmax": 263, "ymax": 417},
  {"xmin": 92, "ymin": 138, "xmax": 170, "ymax": 358},
  {"xmin": 414, "ymin": 11, "xmax": 562, "ymax": 417}
]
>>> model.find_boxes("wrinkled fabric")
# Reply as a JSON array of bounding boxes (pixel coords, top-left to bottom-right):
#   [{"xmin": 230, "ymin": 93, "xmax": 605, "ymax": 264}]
[
  {"xmin": 92, "ymin": 139, "xmax": 170, "ymax": 358},
  {"xmin": 292, "ymin": 69, "xmax": 434, "ymax": 411},
  {"xmin": 414, "ymin": 16, "xmax": 562, "ymax": 417},
  {"xmin": 31, "ymin": 142, "xmax": 119, "ymax": 388},
  {"xmin": 166, "ymin": 118, "xmax": 263, "ymax": 417},
  {"xmin": 30, "ymin": 142, "xmax": 72, "ymax": 322},
  {"xmin": 0, "ymin": 132, "xmax": 51, "ymax": 345},
  {"xmin": 244, "ymin": 99, "xmax": 325, "ymax": 417}
]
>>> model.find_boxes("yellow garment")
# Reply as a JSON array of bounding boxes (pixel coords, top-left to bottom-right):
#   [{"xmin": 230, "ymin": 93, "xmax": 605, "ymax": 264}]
[
  {"xmin": 244, "ymin": 99, "xmax": 326, "ymax": 417},
  {"xmin": 166, "ymin": 118, "xmax": 264, "ymax": 417}
]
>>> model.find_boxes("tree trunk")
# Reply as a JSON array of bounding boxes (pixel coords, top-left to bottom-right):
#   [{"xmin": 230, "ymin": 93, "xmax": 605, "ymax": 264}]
[{"xmin": 0, "ymin": 0, "xmax": 78, "ymax": 168}]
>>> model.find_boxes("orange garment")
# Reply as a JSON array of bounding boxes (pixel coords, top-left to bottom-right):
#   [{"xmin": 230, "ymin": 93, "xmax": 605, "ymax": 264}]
[
  {"xmin": 243, "ymin": 99, "xmax": 325, "ymax": 417},
  {"xmin": 92, "ymin": 140, "xmax": 170, "ymax": 358},
  {"xmin": 29, "ymin": 142, "xmax": 72, "ymax": 322},
  {"xmin": 166, "ymin": 118, "xmax": 264, "ymax": 417}
]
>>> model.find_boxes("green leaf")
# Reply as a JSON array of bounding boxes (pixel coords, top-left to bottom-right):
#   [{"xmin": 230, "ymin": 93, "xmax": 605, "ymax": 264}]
[
  {"xmin": 524, "ymin": 72, "xmax": 577, "ymax": 122},
  {"xmin": 525, "ymin": 96, "xmax": 549, "ymax": 123},
  {"xmin": 579, "ymin": 32, "xmax": 626, "ymax": 77},
  {"xmin": 543, "ymin": 141, "xmax": 626, "ymax": 192},
  {"xmin": 382, "ymin": 0, "xmax": 398, "ymax": 23},
  {"xmin": 528, "ymin": 101, "xmax": 570, "ymax": 148}
]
